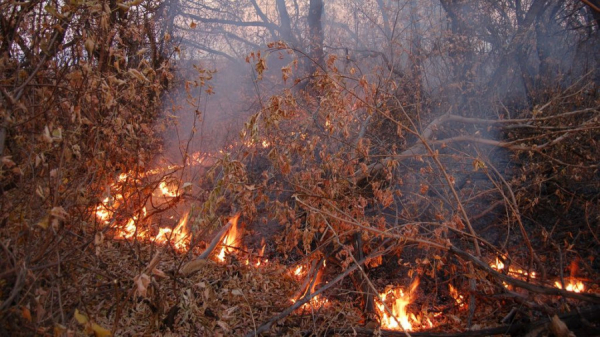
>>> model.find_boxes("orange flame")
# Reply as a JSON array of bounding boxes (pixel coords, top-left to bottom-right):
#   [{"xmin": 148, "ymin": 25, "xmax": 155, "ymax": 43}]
[
  {"xmin": 95, "ymin": 197, "xmax": 113, "ymax": 222},
  {"xmin": 292, "ymin": 267, "xmax": 328, "ymax": 309},
  {"xmin": 292, "ymin": 265, "xmax": 306, "ymax": 278},
  {"xmin": 448, "ymin": 284, "xmax": 466, "ymax": 309},
  {"xmin": 255, "ymin": 243, "xmax": 267, "ymax": 267},
  {"xmin": 159, "ymin": 181, "xmax": 180, "ymax": 197},
  {"xmin": 217, "ymin": 215, "xmax": 241, "ymax": 262},
  {"xmin": 554, "ymin": 280, "xmax": 585, "ymax": 293},
  {"xmin": 490, "ymin": 257, "xmax": 536, "ymax": 279},
  {"xmin": 554, "ymin": 261, "xmax": 585, "ymax": 293},
  {"xmin": 377, "ymin": 279, "xmax": 419, "ymax": 331},
  {"xmin": 155, "ymin": 211, "xmax": 190, "ymax": 251}
]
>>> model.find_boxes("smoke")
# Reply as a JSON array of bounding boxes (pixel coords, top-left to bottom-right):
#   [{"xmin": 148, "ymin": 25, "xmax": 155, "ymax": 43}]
[{"xmin": 155, "ymin": 0, "xmax": 600, "ymax": 248}]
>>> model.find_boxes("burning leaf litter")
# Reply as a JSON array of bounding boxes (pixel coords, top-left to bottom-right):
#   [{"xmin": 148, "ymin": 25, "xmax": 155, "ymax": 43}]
[{"xmin": 88, "ymin": 165, "xmax": 594, "ymax": 334}]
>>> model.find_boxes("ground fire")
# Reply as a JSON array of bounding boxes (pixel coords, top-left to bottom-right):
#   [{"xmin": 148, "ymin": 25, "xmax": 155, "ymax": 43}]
[
  {"xmin": 4, "ymin": 1, "xmax": 600, "ymax": 336},
  {"xmin": 90, "ymin": 166, "xmax": 596, "ymax": 334}
]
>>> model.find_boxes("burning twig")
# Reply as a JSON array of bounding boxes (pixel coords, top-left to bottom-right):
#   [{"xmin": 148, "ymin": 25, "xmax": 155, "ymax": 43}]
[
  {"xmin": 450, "ymin": 246, "xmax": 600, "ymax": 303},
  {"xmin": 291, "ymin": 258, "xmax": 320, "ymax": 302},
  {"xmin": 181, "ymin": 214, "xmax": 240, "ymax": 275},
  {"xmin": 243, "ymin": 254, "xmax": 369, "ymax": 337}
]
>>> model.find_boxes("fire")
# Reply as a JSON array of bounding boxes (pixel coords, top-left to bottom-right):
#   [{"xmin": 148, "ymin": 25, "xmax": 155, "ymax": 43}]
[
  {"xmin": 217, "ymin": 215, "xmax": 241, "ymax": 262},
  {"xmin": 554, "ymin": 260, "xmax": 585, "ymax": 293},
  {"xmin": 376, "ymin": 279, "xmax": 419, "ymax": 331},
  {"xmin": 490, "ymin": 257, "xmax": 536, "ymax": 279},
  {"xmin": 554, "ymin": 280, "xmax": 585, "ymax": 293},
  {"xmin": 155, "ymin": 211, "xmax": 190, "ymax": 251},
  {"xmin": 255, "ymin": 243, "xmax": 267, "ymax": 267},
  {"xmin": 292, "ymin": 267, "xmax": 329, "ymax": 309},
  {"xmin": 95, "ymin": 197, "xmax": 113, "ymax": 221},
  {"xmin": 292, "ymin": 265, "xmax": 306, "ymax": 277},
  {"xmin": 448, "ymin": 284, "xmax": 466, "ymax": 309},
  {"xmin": 158, "ymin": 181, "xmax": 180, "ymax": 197},
  {"xmin": 377, "ymin": 289, "xmax": 413, "ymax": 330},
  {"xmin": 116, "ymin": 207, "xmax": 147, "ymax": 239}
]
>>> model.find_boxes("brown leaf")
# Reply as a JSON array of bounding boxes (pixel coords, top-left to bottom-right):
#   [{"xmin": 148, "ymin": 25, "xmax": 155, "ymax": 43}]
[
  {"xmin": 549, "ymin": 315, "xmax": 575, "ymax": 337},
  {"xmin": 21, "ymin": 306, "xmax": 32, "ymax": 322},
  {"xmin": 133, "ymin": 273, "xmax": 151, "ymax": 297}
]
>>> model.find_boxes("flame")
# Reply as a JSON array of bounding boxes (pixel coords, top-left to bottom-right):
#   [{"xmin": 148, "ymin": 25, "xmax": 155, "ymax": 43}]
[
  {"xmin": 554, "ymin": 280, "xmax": 585, "ymax": 293},
  {"xmin": 448, "ymin": 284, "xmax": 466, "ymax": 309},
  {"xmin": 159, "ymin": 181, "xmax": 180, "ymax": 197},
  {"xmin": 376, "ymin": 279, "xmax": 419, "ymax": 331},
  {"xmin": 95, "ymin": 197, "xmax": 113, "ymax": 222},
  {"xmin": 490, "ymin": 257, "xmax": 536, "ymax": 280},
  {"xmin": 490, "ymin": 257, "xmax": 504, "ymax": 270},
  {"xmin": 554, "ymin": 261, "xmax": 585, "ymax": 293},
  {"xmin": 293, "ymin": 265, "xmax": 306, "ymax": 277},
  {"xmin": 377, "ymin": 289, "xmax": 412, "ymax": 331},
  {"xmin": 217, "ymin": 215, "xmax": 241, "ymax": 262},
  {"xmin": 155, "ymin": 211, "xmax": 190, "ymax": 251},
  {"xmin": 292, "ymin": 267, "xmax": 328, "ymax": 309},
  {"xmin": 117, "ymin": 207, "xmax": 146, "ymax": 239},
  {"xmin": 255, "ymin": 243, "xmax": 267, "ymax": 267}
]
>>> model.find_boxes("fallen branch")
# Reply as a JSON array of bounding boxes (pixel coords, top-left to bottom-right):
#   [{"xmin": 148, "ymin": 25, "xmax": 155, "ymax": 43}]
[
  {"xmin": 449, "ymin": 245, "xmax": 600, "ymax": 304},
  {"xmin": 181, "ymin": 215, "xmax": 238, "ymax": 275},
  {"xmin": 243, "ymin": 255, "xmax": 368, "ymax": 337},
  {"xmin": 293, "ymin": 197, "xmax": 600, "ymax": 304}
]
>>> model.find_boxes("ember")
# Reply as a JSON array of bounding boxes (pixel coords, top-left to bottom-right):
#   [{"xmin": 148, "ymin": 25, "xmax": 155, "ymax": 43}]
[
  {"xmin": 490, "ymin": 257, "xmax": 536, "ymax": 279},
  {"xmin": 448, "ymin": 284, "xmax": 466, "ymax": 309}
]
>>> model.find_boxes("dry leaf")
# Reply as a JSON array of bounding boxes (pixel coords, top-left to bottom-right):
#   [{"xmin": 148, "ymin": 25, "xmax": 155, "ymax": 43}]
[
  {"xmin": 36, "ymin": 215, "xmax": 49, "ymax": 229},
  {"xmin": 216, "ymin": 320, "xmax": 230, "ymax": 332},
  {"xmin": 42, "ymin": 126, "xmax": 53, "ymax": 143},
  {"xmin": 549, "ymin": 315, "xmax": 575, "ymax": 337},
  {"xmin": 50, "ymin": 207, "xmax": 69, "ymax": 221},
  {"xmin": 91, "ymin": 323, "xmax": 111, "ymax": 337},
  {"xmin": 152, "ymin": 268, "xmax": 166, "ymax": 278},
  {"xmin": 133, "ymin": 273, "xmax": 151, "ymax": 297},
  {"xmin": 74, "ymin": 309, "xmax": 88, "ymax": 325},
  {"xmin": 54, "ymin": 324, "xmax": 67, "ymax": 336},
  {"xmin": 21, "ymin": 306, "xmax": 32, "ymax": 322},
  {"xmin": 1, "ymin": 156, "xmax": 15, "ymax": 168},
  {"xmin": 94, "ymin": 232, "xmax": 104, "ymax": 256},
  {"xmin": 128, "ymin": 69, "xmax": 149, "ymax": 83}
]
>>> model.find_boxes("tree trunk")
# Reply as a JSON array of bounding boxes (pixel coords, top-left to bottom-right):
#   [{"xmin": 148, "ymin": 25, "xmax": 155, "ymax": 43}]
[
  {"xmin": 307, "ymin": 0, "xmax": 324, "ymax": 74},
  {"xmin": 276, "ymin": 0, "xmax": 298, "ymax": 48}
]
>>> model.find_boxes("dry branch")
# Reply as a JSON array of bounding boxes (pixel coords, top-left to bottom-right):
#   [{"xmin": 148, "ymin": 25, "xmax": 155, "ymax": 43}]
[
  {"xmin": 243, "ymin": 255, "xmax": 369, "ymax": 337},
  {"xmin": 180, "ymin": 216, "xmax": 236, "ymax": 275}
]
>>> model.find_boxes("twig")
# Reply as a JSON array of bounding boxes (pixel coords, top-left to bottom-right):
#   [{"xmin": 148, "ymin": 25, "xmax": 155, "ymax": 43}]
[
  {"xmin": 0, "ymin": 263, "xmax": 27, "ymax": 311},
  {"xmin": 322, "ymin": 215, "xmax": 412, "ymax": 337},
  {"xmin": 449, "ymin": 246, "xmax": 600, "ymax": 303},
  {"xmin": 56, "ymin": 251, "xmax": 65, "ymax": 325},
  {"xmin": 181, "ymin": 215, "xmax": 238, "ymax": 275},
  {"xmin": 294, "ymin": 196, "xmax": 600, "ymax": 303},
  {"xmin": 244, "ymin": 255, "xmax": 369, "ymax": 337}
]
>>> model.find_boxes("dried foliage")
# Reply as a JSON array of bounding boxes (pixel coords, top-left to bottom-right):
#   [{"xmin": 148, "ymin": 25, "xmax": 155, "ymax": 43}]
[
  {"xmin": 0, "ymin": 0, "xmax": 173, "ymax": 334},
  {"xmin": 1, "ymin": 0, "xmax": 600, "ymax": 336}
]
